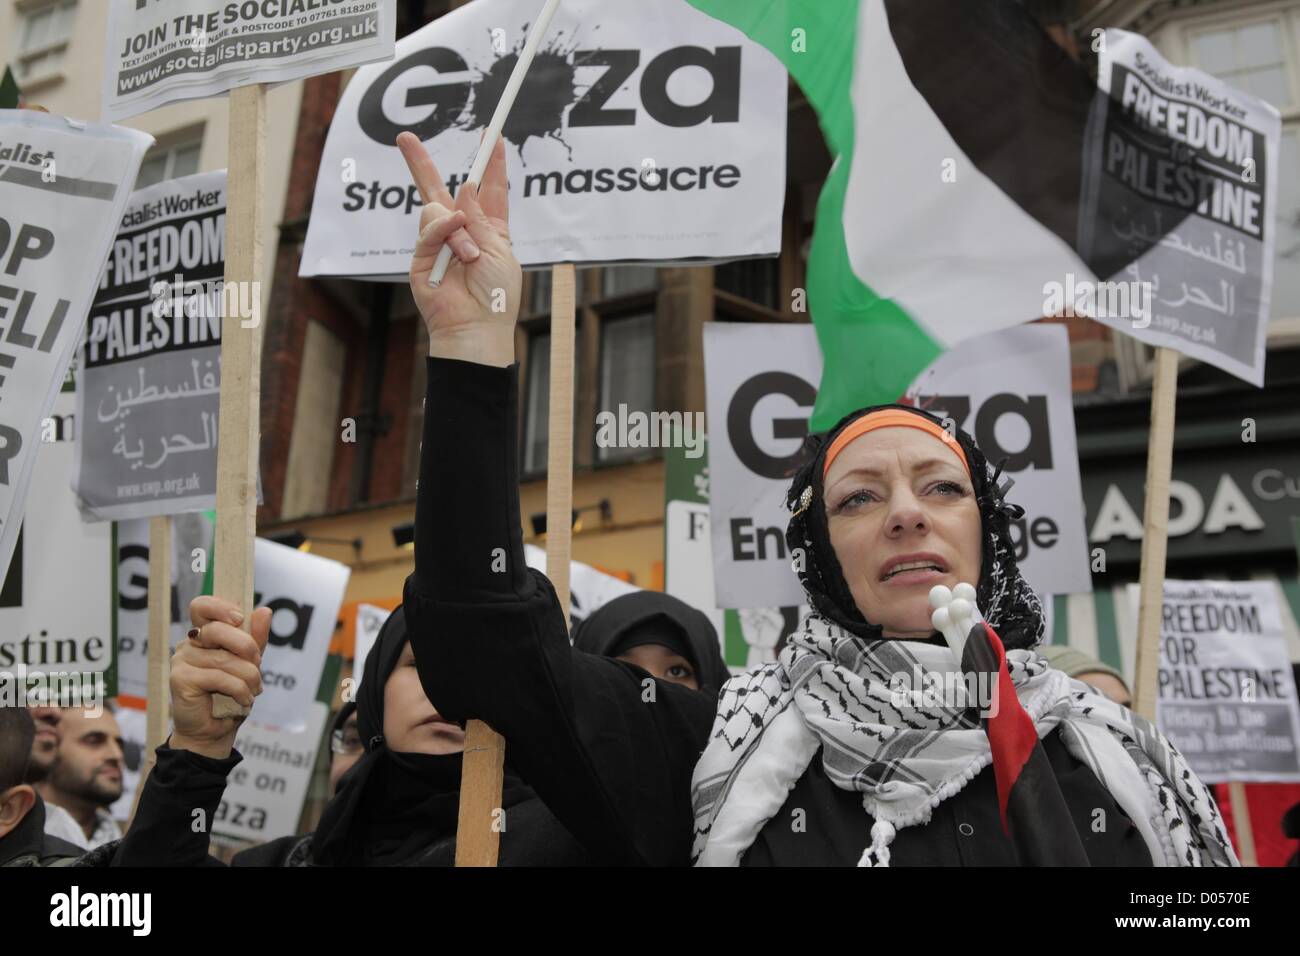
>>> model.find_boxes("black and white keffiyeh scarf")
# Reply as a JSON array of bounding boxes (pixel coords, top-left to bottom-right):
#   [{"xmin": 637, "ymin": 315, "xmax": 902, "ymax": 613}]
[
  {"xmin": 689, "ymin": 623, "xmax": 1237, "ymax": 867},
  {"xmin": 689, "ymin": 402, "xmax": 1236, "ymax": 868}
]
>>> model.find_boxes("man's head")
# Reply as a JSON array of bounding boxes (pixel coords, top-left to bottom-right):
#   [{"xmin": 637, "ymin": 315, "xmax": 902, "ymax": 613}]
[
  {"xmin": 43, "ymin": 707, "xmax": 124, "ymax": 810},
  {"xmin": 24, "ymin": 706, "xmax": 61, "ymax": 783},
  {"xmin": 0, "ymin": 708, "xmax": 38, "ymax": 841}
]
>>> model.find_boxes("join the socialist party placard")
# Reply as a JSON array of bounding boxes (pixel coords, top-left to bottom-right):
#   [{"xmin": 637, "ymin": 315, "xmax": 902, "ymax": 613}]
[
  {"xmin": 103, "ymin": 0, "xmax": 397, "ymax": 123},
  {"xmin": 300, "ymin": 0, "xmax": 788, "ymax": 276}
]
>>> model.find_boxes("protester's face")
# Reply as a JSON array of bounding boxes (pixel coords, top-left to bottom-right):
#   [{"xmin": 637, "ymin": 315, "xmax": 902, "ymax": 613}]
[
  {"xmin": 824, "ymin": 427, "xmax": 982, "ymax": 638},
  {"xmin": 1076, "ymin": 671, "xmax": 1132, "ymax": 708},
  {"xmin": 25, "ymin": 707, "xmax": 61, "ymax": 782},
  {"xmin": 383, "ymin": 643, "xmax": 466, "ymax": 755},
  {"xmin": 615, "ymin": 644, "xmax": 700, "ymax": 690},
  {"xmin": 329, "ymin": 714, "xmax": 363, "ymax": 792},
  {"xmin": 48, "ymin": 710, "xmax": 124, "ymax": 806}
]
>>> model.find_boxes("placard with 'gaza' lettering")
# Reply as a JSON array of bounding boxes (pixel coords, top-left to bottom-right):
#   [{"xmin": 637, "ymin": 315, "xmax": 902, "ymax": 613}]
[
  {"xmin": 250, "ymin": 538, "xmax": 349, "ymax": 732},
  {"xmin": 300, "ymin": 0, "xmax": 787, "ymax": 275}
]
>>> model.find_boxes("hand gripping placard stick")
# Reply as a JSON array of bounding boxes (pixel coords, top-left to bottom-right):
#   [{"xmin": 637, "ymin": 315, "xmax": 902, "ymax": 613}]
[
  {"xmin": 428, "ymin": 0, "xmax": 563, "ymax": 287},
  {"xmin": 211, "ymin": 84, "xmax": 267, "ymax": 720}
]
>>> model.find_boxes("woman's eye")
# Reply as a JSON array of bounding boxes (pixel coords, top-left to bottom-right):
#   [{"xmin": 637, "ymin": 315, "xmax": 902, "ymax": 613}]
[
  {"xmin": 668, "ymin": 665, "xmax": 694, "ymax": 679},
  {"xmin": 836, "ymin": 489, "xmax": 875, "ymax": 512},
  {"xmin": 930, "ymin": 481, "xmax": 965, "ymax": 496}
]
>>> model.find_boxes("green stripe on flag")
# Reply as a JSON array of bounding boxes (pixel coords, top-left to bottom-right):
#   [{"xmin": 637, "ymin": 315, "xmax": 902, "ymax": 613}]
[
  {"xmin": 1092, "ymin": 587, "xmax": 1122, "ymax": 673},
  {"xmin": 688, "ymin": 0, "xmax": 941, "ymax": 429}
]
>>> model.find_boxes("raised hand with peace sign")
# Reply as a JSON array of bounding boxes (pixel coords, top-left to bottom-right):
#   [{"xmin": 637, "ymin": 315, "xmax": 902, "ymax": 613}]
[{"xmin": 398, "ymin": 132, "xmax": 521, "ymax": 369}]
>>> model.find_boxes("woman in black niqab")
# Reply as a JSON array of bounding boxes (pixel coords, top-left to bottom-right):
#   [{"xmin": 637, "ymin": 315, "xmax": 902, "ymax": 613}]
[
  {"xmin": 309, "ymin": 608, "xmax": 582, "ymax": 866},
  {"xmin": 572, "ymin": 592, "xmax": 731, "ymax": 699}
]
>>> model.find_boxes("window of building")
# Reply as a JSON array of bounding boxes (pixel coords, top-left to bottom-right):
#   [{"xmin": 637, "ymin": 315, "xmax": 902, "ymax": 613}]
[
  {"xmin": 135, "ymin": 139, "xmax": 203, "ymax": 190},
  {"xmin": 522, "ymin": 328, "xmax": 585, "ymax": 475},
  {"xmin": 1274, "ymin": 127, "xmax": 1300, "ymax": 326},
  {"xmin": 715, "ymin": 257, "xmax": 780, "ymax": 310},
  {"xmin": 1189, "ymin": 19, "xmax": 1293, "ymax": 110},
  {"xmin": 14, "ymin": 1, "xmax": 77, "ymax": 85},
  {"xmin": 597, "ymin": 312, "xmax": 656, "ymax": 464},
  {"xmin": 600, "ymin": 266, "xmax": 658, "ymax": 299},
  {"xmin": 526, "ymin": 270, "xmax": 552, "ymax": 317},
  {"xmin": 523, "ymin": 331, "xmax": 552, "ymax": 474}
]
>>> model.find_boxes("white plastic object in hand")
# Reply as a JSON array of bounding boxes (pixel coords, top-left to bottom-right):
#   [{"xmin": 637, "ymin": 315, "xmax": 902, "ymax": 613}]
[
  {"xmin": 428, "ymin": 0, "xmax": 563, "ymax": 287},
  {"xmin": 953, "ymin": 583, "xmax": 982, "ymax": 623},
  {"xmin": 929, "ymin": 582, "xmax": 983, "ymax": 663}
]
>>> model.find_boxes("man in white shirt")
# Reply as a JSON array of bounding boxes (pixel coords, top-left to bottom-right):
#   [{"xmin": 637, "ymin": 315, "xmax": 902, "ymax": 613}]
[{"xmin": 37, "ymin": 706, "xmax": 125, "ymax": 851}]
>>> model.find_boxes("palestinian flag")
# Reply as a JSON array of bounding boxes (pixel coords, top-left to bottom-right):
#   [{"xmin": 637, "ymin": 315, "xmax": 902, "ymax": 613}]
[
  {"xmin": 962, "ymin": 620, "xmax": 1090, "ymax": 865},
  {"xmin": 688, "ymin": 0, "xmax": 1191, "ymax": 429},
  {"xmin": 0, "ymin": 67, "xmax": 22, "ymax": 110}
]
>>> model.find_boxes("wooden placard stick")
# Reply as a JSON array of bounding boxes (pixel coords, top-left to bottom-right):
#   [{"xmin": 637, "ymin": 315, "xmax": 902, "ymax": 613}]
[
  {"xmin": 128, "ymin": 516, "xmax": 173, "ymax": 828},
  {"xmin": 210, "ymin": 83, "xmax": 266, "ymax": 720},
  {"xmin": 1132, "ymin": 345, "xmax": 1178, "ymax": 723},
  {"xmin": 1132, "ymin": 347, "xmax": 1258, "ymax": 865},
  {"xmin": 1227, "ymin": 781, "xmax": 1258, "ymax": 866}
]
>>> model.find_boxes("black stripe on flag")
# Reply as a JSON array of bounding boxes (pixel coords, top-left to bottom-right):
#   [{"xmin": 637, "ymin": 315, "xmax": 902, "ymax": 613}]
[{"xmin": 882, "ymin": 0, "xmax": 1196, "ymax": 281}]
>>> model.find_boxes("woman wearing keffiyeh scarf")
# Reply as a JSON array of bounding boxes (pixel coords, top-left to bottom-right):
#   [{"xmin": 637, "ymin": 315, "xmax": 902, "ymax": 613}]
[{"xmin": 690, "ymin": 402, "xmax": 1237, "ymax": 868}]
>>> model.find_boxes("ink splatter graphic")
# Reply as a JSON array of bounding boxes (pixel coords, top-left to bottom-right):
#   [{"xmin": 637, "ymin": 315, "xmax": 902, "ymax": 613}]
[{"xmin": 459, "ymin": 24, "xmax": 586, "ymax": 164}]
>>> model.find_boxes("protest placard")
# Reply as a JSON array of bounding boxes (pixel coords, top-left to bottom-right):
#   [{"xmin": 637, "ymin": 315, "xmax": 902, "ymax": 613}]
[
  {"xmin": 0, "ymin": 109, "xmax": 150, "ymax": 582},
  {"xmin": 704, "ymin": 323, "xmax": 1091, "ymax": 609},
  {"xmin": 115, "ymin": 513, "xmax": 213, "ymax": 704},
  {"xmin": 1082, "ymin": 29, "xmax": 1282, "ymax": 385},
  {"xmin": 76, "ymin": 171, "xmax": 227, "ymax": 521},
  {"xmin": 300, "ymin": 0, "xmax": 788, "ymax": 276},
  {"xmin": 350, "ymin": 602, "xmax": 390, "ymax": 692},
  {"xmin": 103, "ymin": 0, "xmax": 396, "ymax": 123},
  {"xmin": 0, "ymin": 380, "xmax": 114, "ymax": 702},
  {"xmin": 213, "ymin": 701, "xmax": 328, "ymax": 842},
  {"xmin": 251, "ymin": 537, "xmax": 349, "ymax": 731},
  {"xmin": 1130, "ymin": 579, "xmax": 1300, "ymax": 783}
]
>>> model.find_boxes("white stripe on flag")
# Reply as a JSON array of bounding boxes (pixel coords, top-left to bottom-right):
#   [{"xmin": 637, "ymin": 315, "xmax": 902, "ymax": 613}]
[{"xmin": 843, "ymin": 0, "xmax": 1093, "ymax": 347}]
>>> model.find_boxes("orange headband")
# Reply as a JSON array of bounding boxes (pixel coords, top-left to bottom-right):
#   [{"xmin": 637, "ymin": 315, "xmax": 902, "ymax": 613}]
[{"xmin": 822, "ymin": 409, "xmax": 970, "ymax": 479}]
